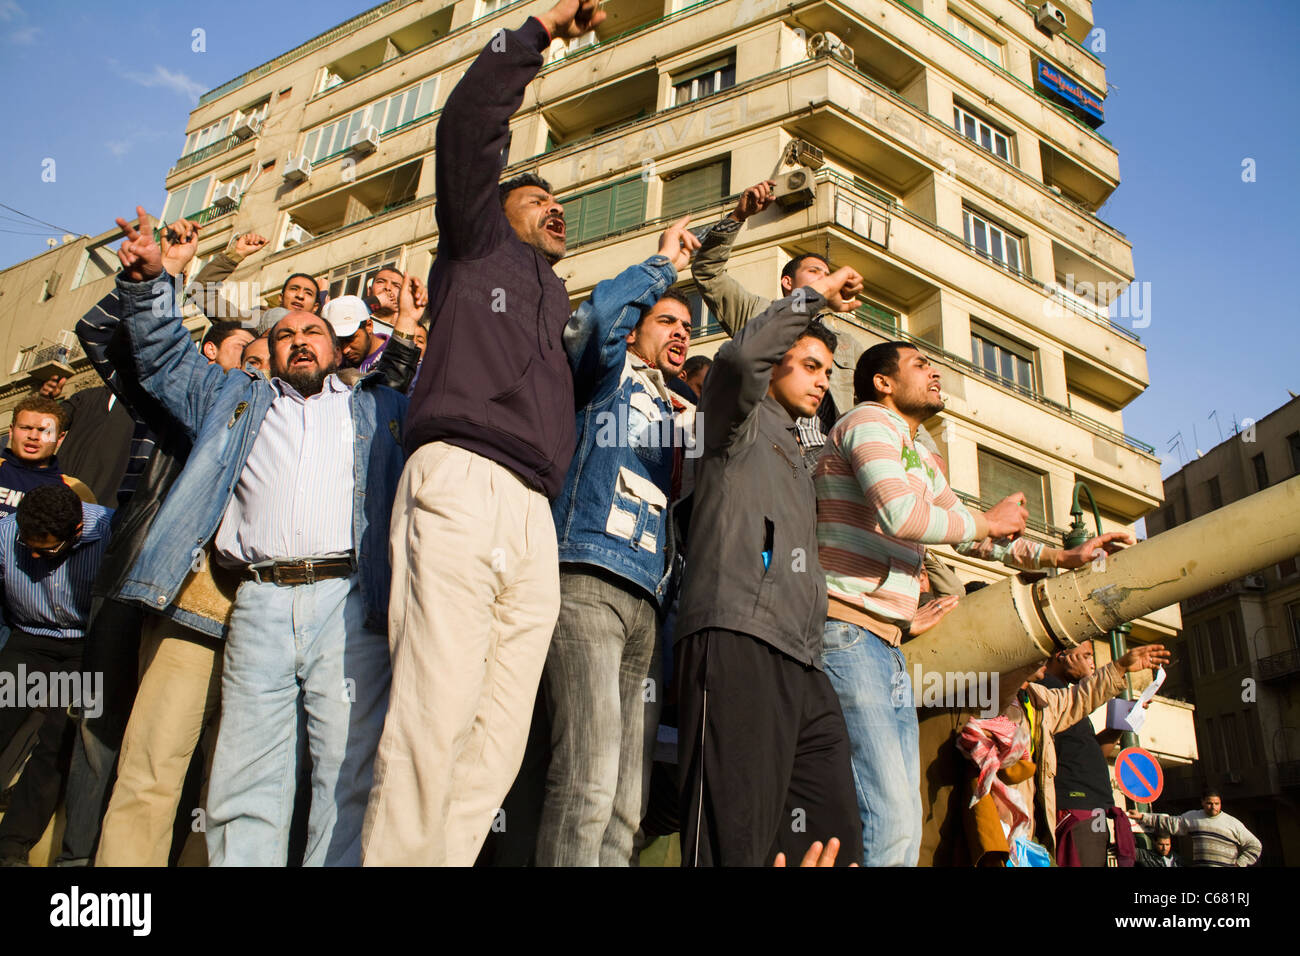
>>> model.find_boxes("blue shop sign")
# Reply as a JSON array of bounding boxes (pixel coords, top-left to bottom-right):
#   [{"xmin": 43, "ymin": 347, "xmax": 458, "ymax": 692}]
[{"xmin": 1036, "ymin": 60, "xmax": 1105, "ymax": 126}]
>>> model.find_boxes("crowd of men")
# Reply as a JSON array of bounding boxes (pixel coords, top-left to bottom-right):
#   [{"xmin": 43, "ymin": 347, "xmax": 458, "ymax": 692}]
[{"xmin": 0, "ymin": 0, "xmax": 1263, "ymax": 868}]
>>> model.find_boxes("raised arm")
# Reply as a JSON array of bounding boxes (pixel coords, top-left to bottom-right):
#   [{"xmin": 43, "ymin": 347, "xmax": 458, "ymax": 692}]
[
  {"xmin": 112, "ymin": 206, "xmax": 229, "ymax": 441},
  {"xmin": 435, "ymin": 1, "xmax": 603, "ymax": 259},
  {"xmin": 563, "ymin": 218, "xmax": 693, "ymax": 405},
  {"xmin": 702, "ymin": 266, "xmax": 860, "ymax": 453},
  {"xmin": 368, "ymin": 274, "xmax": 426, "ymax": 392},
  {"xmin": 690, "ymin": 183, "xmax": 775, "ymax": 335}
]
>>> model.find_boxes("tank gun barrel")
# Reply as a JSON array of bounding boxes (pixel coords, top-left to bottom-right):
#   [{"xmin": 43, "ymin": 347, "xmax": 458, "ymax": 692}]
[{"xmin": 904, "ymin": 475, "xmax": 1300, "ymax": 677}]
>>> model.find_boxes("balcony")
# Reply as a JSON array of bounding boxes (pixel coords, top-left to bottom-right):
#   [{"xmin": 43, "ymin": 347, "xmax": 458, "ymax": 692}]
[
  {"xmin": 1260, "ymin": 647, "xmax": 1300, "ymax": 682},
  {"xmin": 954, "ymin": 489, "xmax": 1066, "ymax": 546},
  {"xmin": 15, "ymin": 337, "xmax": 85, "ymax": 387},
  {"xmin": 152, "ymin": 197, "xmax": 242, "ymax": 239},
  {"xmin": 171, "ymin": 134, "xmax": 241, "ymax": 175},
  {"xmin": 1279, "ymin": 760, "xmax": 1300, "ymax": 789}
]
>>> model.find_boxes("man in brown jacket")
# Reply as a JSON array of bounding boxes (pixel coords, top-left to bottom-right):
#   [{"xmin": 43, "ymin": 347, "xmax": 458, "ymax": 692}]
[{"xmin": 1000, "ymin": 641, "xmax": 1169, "ymax": 857}]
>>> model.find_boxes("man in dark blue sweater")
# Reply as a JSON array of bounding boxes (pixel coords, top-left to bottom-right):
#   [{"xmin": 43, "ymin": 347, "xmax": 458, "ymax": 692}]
[{"xmin": 364, "ymin": 0, "xmax": 606, "ymax": 867}]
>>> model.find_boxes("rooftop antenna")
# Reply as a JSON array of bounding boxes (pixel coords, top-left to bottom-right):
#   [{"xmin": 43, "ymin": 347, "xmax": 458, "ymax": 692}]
[{"xmin": 1209, "ymin": 409, "xmax": 1223, "ymax": 443}]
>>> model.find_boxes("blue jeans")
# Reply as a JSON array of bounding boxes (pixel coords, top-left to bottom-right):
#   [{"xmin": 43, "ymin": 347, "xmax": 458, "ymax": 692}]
[
  {"xmin": 820, "ymin": 620, "xmax": 920, "ymax": 866},
  {"xmin": 205, "ymin": 576, "xmax": 390, "ymax": 866}
]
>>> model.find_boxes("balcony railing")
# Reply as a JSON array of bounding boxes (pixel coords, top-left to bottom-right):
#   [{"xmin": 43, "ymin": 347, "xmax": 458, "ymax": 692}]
[
  {"xmin": 1278, "ymin": 760, "xmax": 1300, "ymax": 789},
  {"xmin": 171, "ymin": 134, "xmax": 242, "ymax": 175},
  {"xmin": 953, "ymin": 489, "xmax": 1066, "ymax": 544},
  {"xmin": 1260, "ymin": 647, "xmax": 1300, "ymax": 682},
  {"xmin": 197, "ymin": 0, "xmax": 425, "ymax": 106},
  {"xmin": 821, "ymin": 171, "xmax": 1139, "ymax": 343},
  {"xmin": 153, "ymin": 198, "xmax": 242, "ymax": 240},
  {"xmin": 17, "ymin": 339, "xmax": 85, "ymax": 375}
]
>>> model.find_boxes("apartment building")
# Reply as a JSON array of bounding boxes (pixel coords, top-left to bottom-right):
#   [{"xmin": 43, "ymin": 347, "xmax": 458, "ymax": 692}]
[
  {"xmin": 0, "ymin": 0, "xmax": 1196, "ymax": 801},
  {"xmin": 1144, "ymin": 395, "xmax": 1300, "ymax": 865}
]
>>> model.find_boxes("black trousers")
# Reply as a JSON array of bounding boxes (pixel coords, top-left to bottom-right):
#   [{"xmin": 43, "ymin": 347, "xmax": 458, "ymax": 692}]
[
  {"xmin": 57, "ymin": 598, "xmax": 143, "ymax": 864},
  {"xmin": 0, "ymin": 630, "xmax": 84, "ymax": 860},
  {"xmin": 677, "ymin": 629, "xmax": 862, "ymax": 867}
]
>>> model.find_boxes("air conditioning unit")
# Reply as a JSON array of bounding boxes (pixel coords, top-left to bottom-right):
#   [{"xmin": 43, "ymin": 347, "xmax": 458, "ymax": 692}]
[
  {"xmin": 808, "ymin": 31, "xmax": 854, "ymax": 66},
  {"xmin": 232, "ymin": 111, "xmax": 261, "ymax": 140},
  {"xmin": 283, "ymin": 223, "xmax": 314, "ymax": 248},
  {"xmin": 350, "ymin": 124, "xmax": 381, "ymax": 155},
  {"xmin": 282, "ymin": 155, "xmax": 313, "ymax": 183},
  {"xmin": 773, "ymin": 165, "xmax": 817, "ymax": 211},
  {"xmin": 212, "ymin": 183, "xmax": 242, "ymax": 209},
  {"xmin": 784, "ymin": 138, "xmax": 826, "ymax": 171},
  {"xmin": 55, "ymin": 329, "xmax": 78, "ymax": 350},
  {"xmin": 1243, "ymin": 574, "xmax": 1266, "ymax": 591},
  {"xmin": 1035, "ymin": 2, "xmax": 1068, "ymax": 36}
]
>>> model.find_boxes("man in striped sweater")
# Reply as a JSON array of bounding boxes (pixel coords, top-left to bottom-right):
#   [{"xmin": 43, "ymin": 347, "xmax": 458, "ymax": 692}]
[
  {"xmin": 1131, "ymin": 791, "xmax": 1262, "ymax": 866},
  {"xmin": 814, "ymin": 341, "xmax": 1130, "ymax": 865}
]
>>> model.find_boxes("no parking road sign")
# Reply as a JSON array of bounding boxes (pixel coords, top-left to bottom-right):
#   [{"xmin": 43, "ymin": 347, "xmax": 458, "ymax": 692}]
[{"xmin": 1114, "ymin": 746, "xmax": 1164, "ymax": 803}]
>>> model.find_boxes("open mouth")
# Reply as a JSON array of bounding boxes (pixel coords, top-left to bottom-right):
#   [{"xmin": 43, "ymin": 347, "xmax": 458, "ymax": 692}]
[
  {"xmin": 666, "ymin": 344, "xmax": 686, "ymax": 363},
  {"xmin": 544, "ymin": 218, "xmax": 565, "ymax": 240},
  {"xmin": 290, "ymin": 352, "xmax": 316, "ymax": 367}
]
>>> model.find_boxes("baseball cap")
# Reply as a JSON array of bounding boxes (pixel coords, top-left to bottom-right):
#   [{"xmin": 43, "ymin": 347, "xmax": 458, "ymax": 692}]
[
  {"xmin": 322, "ymin": 295, "xmax": 370, "ymax": 338},
  {"xmin": 258, "ymin": 306, "xmax": 289, "ymax": 335}
]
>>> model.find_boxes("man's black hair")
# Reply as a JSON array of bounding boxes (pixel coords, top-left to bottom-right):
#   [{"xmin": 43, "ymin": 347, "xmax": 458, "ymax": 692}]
[
  {"xmin": 201, "ymin": 321, "xmax": 249, "ymax": 351},
  {"xmin": 1202, "ymin": 787, "xmax": 1221, "ymax": 801},
  {"xmin": 280, "ymin": 273, "xmax": 320, "ymax": 301},
  {"xmin": 681, "ymin": 355, "xmax": 712, "ymax": 378},
  {"xmin": 499, "ymin": 171, "xmax": 553, "ymax": 206},
  {"xmin": 853, "ymin": 341, "xmax": 915, "ymax": 403},
  {"xmin": 16, "ymin": 483, "xmax": 82, "ymax": 542},
  {"xmin": 780, "ymin": 253, "xmax": 831, "ymax": 286},
  {"xmin": 795, "ymin": 320, "xmax": 837, "ymax": 357}
]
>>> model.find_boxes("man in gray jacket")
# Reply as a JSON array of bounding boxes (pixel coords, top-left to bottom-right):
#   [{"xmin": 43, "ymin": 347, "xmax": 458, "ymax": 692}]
[
  {"xmin": 675, "ymin": 265, "xmax": 865, "ymax": 867},
  {"xmin": 691, "ymin": 179, "xmax": 840, "ymax": 468}
]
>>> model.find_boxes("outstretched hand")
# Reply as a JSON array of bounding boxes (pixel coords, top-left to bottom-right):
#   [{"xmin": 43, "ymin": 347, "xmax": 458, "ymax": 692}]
[
  {"xmin": 159, "ymin": 218, "xmax": 200, "ymax": 277},
  {"xmin": 115, "ymin": 206, "xmax": 164, "ymax": 282},
  {"xmin": 1055, "ymin": 531, "xmax": 1133, "ymax": 570},
  {"xmin": 539, "ymin": 0, "xmax": 605, "ymax": 40},
  {"xmin": 808, "ymin": 266, "xmax": 863, "ymax": 313},
  {"xmin": 657, "ymin": 215, "xmax": 700, "ymax": 271},
  {"xmin": 1117, "ymin": 643, "xmax": 1171, "ymax": 675}
]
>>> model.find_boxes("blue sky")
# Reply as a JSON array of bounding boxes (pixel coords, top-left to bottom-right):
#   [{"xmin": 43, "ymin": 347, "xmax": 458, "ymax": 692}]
[{"xmin": 0, "ymin": 1, "xmax": 1295, "ymax": 479}]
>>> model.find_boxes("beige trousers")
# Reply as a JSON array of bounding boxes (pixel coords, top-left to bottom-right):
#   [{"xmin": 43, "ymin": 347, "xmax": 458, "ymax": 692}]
[
  {"xmin": 362, "ymin": 442, "xmax": 560, "ymax": 866},
  {"xmin": 96, "ymin": 617, "xmax": 222, "ymax": 866}
]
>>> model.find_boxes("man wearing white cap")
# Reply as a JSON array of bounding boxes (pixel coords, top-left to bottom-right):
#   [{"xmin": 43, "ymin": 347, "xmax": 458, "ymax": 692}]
[{"xmin": 324, "ymin": 295, "xmax": 389, "ymax": 374}]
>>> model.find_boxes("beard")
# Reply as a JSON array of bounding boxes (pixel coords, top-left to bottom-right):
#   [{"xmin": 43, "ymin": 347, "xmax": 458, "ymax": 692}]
[{"xmin": 275, "ymin": 351, "xmax": 339, "ymax": 397}]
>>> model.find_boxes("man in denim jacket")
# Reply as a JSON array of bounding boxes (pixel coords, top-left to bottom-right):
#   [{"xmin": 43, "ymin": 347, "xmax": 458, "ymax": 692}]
[
  {"xmin": 536, "ymin": 219, "xmax": 698, "ymax": 866},
  {"xmin": 109, "ymin": 207, "xmax": 408, "ymax": 866}
]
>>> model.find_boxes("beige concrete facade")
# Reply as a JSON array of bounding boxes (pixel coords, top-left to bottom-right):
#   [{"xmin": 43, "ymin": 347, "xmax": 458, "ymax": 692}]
[
  {"xmin": 1144, "ymin": 396, "xmax": 1300, "ymax": 865},
  {"xmin": 0, "ymin": 0, "xmax": 1194, "ymax": 817}
]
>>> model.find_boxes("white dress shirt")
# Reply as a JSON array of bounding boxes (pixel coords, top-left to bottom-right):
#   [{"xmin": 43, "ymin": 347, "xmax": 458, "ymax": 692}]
[{"xmin": 215, "ymin": 374, "xmax": 355, "ymax": 565}]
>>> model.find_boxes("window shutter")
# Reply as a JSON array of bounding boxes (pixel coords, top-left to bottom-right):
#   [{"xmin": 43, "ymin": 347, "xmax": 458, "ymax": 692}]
[
  {"xmin": 610, "ymin": 178, "xmax": 646, "ymax": 231},
  {"xmin": 662, "ymin": 159, "xmax": 728, "ymax": 219},
  {"xmin": 579, "ymin": 186, "xmax": 613, "ymax": 241},
  {"xmin": 976, "ymin": 450, "xmax": 1047, "ymax": 528}
]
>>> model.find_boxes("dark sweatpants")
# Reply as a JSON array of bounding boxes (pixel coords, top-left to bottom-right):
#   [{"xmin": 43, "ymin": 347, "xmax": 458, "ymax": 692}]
[
  {"xmin": 0, "ymin": 630, "xmax": 84, "ymax": 861},
  {"xmin": 676, "ymin": 628, "xmax": 862, "ymax": 867}
]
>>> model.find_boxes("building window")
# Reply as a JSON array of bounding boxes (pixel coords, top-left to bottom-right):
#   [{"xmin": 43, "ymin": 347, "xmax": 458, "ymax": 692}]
[
  {"xmin": 325, "ymin": 247, "xmax": 403, "ymax": 302},
  {"xmin": 1200, "ymin": 717, "xmax": 1216, "ymax": 773},
  {"xmin": 1243, "ymin": 711, "xmax": 1261, "ymax": 767},
  {"xmin": 976, "ymin": 449, "xmax": 1048, "ymax": 530},
  {"xmin": 1278, "ymin": 556, "xmax": 1298, "ymax": 579},
  {"xmin": 662, "ymin": 158, "xmax": 730, "ymax": 220},
  {"xmin": 1220, "ymin": 713, "xmax": 1240, "ymax": 774},
  {"xmin": 1186, "ymin": 623, "xmax": 1201, "ymax": 678},
  {"xmin": 1287, "ymin": 431, "xmax": 1300, "ymax": 475},
  {"xmin": 1289, "ymin": 601, "xmax": 1300, "ymax": 649},
  {"xmin": 1205, "ymin": 475, "xmax": 1222, "ymax": 510},
  {"xmin": 971, "ymin": 325, "xmax": 1034, "ymax": 392},
  {"xmin": 160, "ymin": 176, "xmax": 213, "ymax": 224},
  {"xmin": 1205, "ymin": 615, "xmax": 1230, "ymax": 671},
  {"xmin": 672, "ymin": 57, "xmax": 736, "ymax": 107},
  {"xmin": 477, "ymin": 0, "xmax": 513, "ymax": 17},
  {"xmin": 947, "ymin": 11, "xmax": 1003, "ymax": 66},
  {"xmin": 1252, "ymin": 453, "xmax": 1269, "ymax": 490},
  {"xmin": 301, "ymin": 77, "xmax": 437, "ymax": 164},
  {"xmin": 181, "ymin": 116, "xmax": 232, "ymax": 158},
  {"xmin": 952, "ymin": 104, "xmax": 1011, "ymax": 162},
  {"xmin": 962, "ymin": 206, "xmax": 1022, "ymax": 274},
  {"xmin": 682, "ymin": 288, "xmax": 720, "ymax": 338},
  {"xmin": 71, "ymin": 237, "xmax": 121, "ymax": 290},
  {"xmin": 561, "ymin": 176, "xmax": 648, "ymax": 247}
]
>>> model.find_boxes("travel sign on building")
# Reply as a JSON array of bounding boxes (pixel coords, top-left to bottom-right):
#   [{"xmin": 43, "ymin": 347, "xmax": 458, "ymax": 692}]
[{"xmin": 1036, "ymin": 59, "xmax": 1105, "ymax": 128}]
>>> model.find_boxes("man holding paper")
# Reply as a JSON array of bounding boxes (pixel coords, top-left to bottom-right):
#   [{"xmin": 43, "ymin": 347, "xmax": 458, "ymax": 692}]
[{"xmin": 1034, "ymin": 641, "xmax": 1169, "ymax": 867}]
